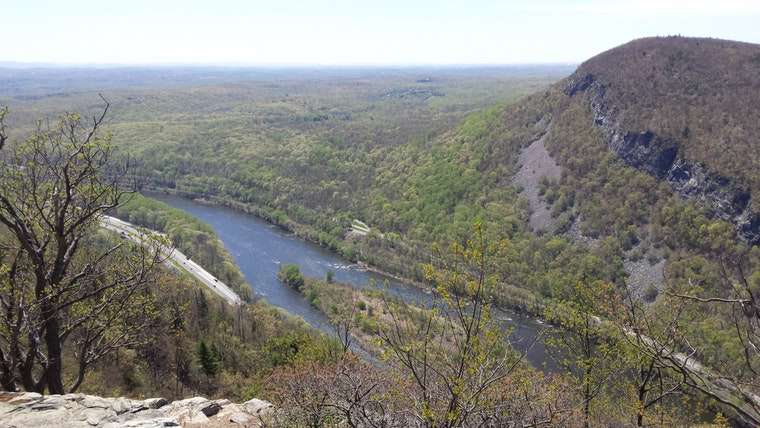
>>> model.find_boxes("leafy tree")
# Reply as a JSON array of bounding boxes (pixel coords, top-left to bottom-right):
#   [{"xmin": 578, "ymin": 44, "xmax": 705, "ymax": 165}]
[
  {"xmin": 278, "ymin": 264, "xmax": 305, "ymax": 291},
  {"xmin": 377, "ymin": 222, "xmax": 548, "ymax": 427},
  {"xmin": 0, "ymin": 102, "xmax": 166, "ymax": 394},
  {"xmin": 545, "ymin": 280, "xmax": 621, "ymax": 428},
  {"xmin": 196, "ymin": 289, "xmax": 209, "ymax": 330},
  {"xmin": 612, "ymin": 290, "xmax": 687, "ymax": 426},
  {"xmin": 639, "ymin": 252, "xmax": 760, "ymax": 425}
]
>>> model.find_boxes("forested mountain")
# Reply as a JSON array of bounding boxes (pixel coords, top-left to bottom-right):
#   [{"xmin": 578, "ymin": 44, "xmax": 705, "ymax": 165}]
[{"xmin": 557, "ymin": 36, "xmax": 760, "ymax": 243}]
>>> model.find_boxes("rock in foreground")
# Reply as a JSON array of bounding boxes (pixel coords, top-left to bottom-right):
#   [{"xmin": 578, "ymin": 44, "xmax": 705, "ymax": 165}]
[{"xmin": 0, "ymin": 392, "xmax": 273, "ymax": 427}]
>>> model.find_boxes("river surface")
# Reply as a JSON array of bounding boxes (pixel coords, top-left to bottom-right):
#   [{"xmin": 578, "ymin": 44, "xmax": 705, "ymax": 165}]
[{"xmin": 148, "ymin": 192, "xmax": 554, "ymax": 370}]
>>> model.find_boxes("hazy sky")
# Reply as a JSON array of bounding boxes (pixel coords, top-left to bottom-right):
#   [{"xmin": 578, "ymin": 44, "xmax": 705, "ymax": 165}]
[{"xmin": 3, "ymin": 0, "xmax": 760, "ymax": 65}]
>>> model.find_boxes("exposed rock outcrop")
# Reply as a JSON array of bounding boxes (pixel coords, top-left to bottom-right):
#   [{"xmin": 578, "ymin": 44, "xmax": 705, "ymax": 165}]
[
  {"xmin": 566, "ymin": 73, "xmax": 760, "ymax": 245},
  {"xmin": 0, "ymin": 392, "xmax": 273, "ymax": 428},
  {"xmin": 513, "ymin": 125, "xmax": 562, "ymax": 232},
  {"xmin": 624, "ymin": 256, "xmax": 666, "ymax": 299}
]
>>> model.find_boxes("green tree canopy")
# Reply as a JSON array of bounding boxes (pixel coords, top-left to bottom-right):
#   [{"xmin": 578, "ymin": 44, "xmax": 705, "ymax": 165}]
[{"xmin": 278, "ymin": 264, "xmax": 305, "ymax": 291}]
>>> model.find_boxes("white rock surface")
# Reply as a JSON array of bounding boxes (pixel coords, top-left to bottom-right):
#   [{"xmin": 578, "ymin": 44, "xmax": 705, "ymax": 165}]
[{"xmin": 0, "ymin": 392, "xmax": 273, "ymax": 427}]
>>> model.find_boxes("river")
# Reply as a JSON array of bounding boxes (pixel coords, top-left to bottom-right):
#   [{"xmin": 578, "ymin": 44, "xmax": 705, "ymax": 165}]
[{"xmin": 148, "ymin": 192, "xmax": 554, "ymax": 371}]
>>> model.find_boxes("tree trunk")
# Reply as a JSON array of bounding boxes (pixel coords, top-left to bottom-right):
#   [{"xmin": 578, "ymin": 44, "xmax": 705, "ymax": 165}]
[
  {"xmin": 584, "ymin": 384, "xmax": 591, "ymax": 428},
  {"xmin": 68, "ymin": 359, "xmax": 88, "ymax": 394},
  {"xmin": 20, "ymin": 328, "xmax": 42, "ymax": 392},
  {"xmin": 0, "ymin": 359, "xmax": 17, "ymax": 391},
  {"xmin": 42, "ymin": 306, "xmax": 65, "ymax": 394}
]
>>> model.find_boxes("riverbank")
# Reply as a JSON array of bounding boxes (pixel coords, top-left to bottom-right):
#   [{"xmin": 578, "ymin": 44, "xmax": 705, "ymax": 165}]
[
  {"xmin": 145, "ymin": 191, "xmax": 555, "ymax": 369},
  {"xmin": 296, "ymin": 276, "xmax": 386, "ymax": 355},
  {"xmin": 113, "ymin": 192, "xmax": 253, "ymax": 300},
  {"xmin": 291, "ymin": 275, "xmax": 549, "ymax": 371},
  {"xmin": 142, "ymin": 187, "xmax": 547, "ymax": 318}
]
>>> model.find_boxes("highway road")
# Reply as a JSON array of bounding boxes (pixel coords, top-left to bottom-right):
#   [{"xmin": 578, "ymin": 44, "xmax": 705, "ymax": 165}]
[{"xmin": 101, "ymin": 215, "xmax": 243, "ymax": 306}]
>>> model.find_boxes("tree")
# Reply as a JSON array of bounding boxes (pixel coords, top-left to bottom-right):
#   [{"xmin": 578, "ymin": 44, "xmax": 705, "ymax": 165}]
[
  {"xmin": 0, "ymin": 100, "xmax": 165, "ymax": 394},
  {"xmin": 278, "ymin": 264, "xmax": 305, "ymax": 291},
  {"xmin": 643, "ymin": 251, "xmax": 760, "ymax": 425},
  {"xmin": 197, "ymin": 340, "xmax": 220, "ymax": 379},
  {"xmin": 332, "ymin": 294, "xmax": 358, "ymax": 355},
  {"xmin": 267, "ymin": 354, "xmax": 408, "ymax": 428},
  {"xmin": 377, "ymin": 222, "xmax": 546, "ymax": 427},
  {"xmin": 612, "ymin": 290, "xmax": 687, "ymax": 426},
  {"xmin": 545, "ymin": 280, "xmax": 621, "ymax": 428}
]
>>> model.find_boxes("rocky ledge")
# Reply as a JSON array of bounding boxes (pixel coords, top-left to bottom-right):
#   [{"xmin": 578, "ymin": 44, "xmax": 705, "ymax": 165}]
[
  {"xmin": 0, "ymin": 392, "xmax": 272, "ymax": 427},
  {"xmin": 565, "ymin": 73, "xmax": 760, "ymax": 245}
]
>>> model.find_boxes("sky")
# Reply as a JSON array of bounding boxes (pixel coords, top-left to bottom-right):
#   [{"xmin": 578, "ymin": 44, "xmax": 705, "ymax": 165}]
[{"xmin": 2, "ymin": 0, "xmax": 760, "ymax": 66}]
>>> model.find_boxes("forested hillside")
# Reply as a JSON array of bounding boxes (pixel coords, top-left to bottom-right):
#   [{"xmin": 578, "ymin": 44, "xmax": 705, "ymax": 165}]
[{"xmin": 0, "ymin": 106, "xmax": 343, "ymax": 405}]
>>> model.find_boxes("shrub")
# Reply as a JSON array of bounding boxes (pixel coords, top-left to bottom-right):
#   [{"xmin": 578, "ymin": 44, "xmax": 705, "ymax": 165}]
[
  {"xmin": 359, "ymin": 316, "xmax": 378, "ymax": 334},
  {"xmin": 278, "ymin": 264, "xmax": 305, "ymax": 291},
  {"xmin": 643, "ymin": 284, "xmax": 659, "ymax": 302},
  {"xmin": 306, "ymin": 288, "xmax": 319, "ymax": 306}
]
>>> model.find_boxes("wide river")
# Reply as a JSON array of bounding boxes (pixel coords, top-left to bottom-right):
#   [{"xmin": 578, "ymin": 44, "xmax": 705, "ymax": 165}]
[{"xmin": 149, "ymin": 193, "xmax": 554, "ymax": 370}]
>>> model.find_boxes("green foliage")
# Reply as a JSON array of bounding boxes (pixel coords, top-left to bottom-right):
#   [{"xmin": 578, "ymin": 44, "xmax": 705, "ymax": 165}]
[
  {"xmin": 545, "ymin": 280, "xmax": 622, "ymax": 425},
  {"xmin": 0, "ymin": 68, "xmax": 561, "ymax": 288},
  {"xmin": 197, "ymin": 340, "xmax": 221, "ymax": 378},
  {"xmin": 114, "ymin": 193, "xmax": 251, "ymax": 300},
  {"xmin": 262, "ymin": 333, "xmax": 309, "ymax": 367},
  {"xmin": 543, "ymin": 99, "xmax": 670, "ymax": 241},
  {"xmin": 77, "ymin": 268, "xmax": 337, "ymax": 401},
  {"xmin": 277, "ymin": 264, "xmax": 305, "ymax": 291}
]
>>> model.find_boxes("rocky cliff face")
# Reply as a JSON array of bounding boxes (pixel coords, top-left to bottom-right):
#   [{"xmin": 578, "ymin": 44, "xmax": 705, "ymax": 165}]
[
  {"xmin": 565, "ymin": 73, "xmax": 760, "ymax": 245},
  {"xmin": 0, "ymin": 392, "xmax": 273, "ymax": 428}
]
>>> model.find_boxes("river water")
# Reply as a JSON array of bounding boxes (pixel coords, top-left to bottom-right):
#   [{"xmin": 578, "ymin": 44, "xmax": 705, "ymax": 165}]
[{"xmin": 148, "ymin": 193, "xmax": 554, "ymax": 370}]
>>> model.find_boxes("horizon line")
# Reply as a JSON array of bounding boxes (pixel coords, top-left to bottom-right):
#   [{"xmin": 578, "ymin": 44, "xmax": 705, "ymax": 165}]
[{"xmin": 0, "ymin": 60, "xmax": 579, "ymax": 69}]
